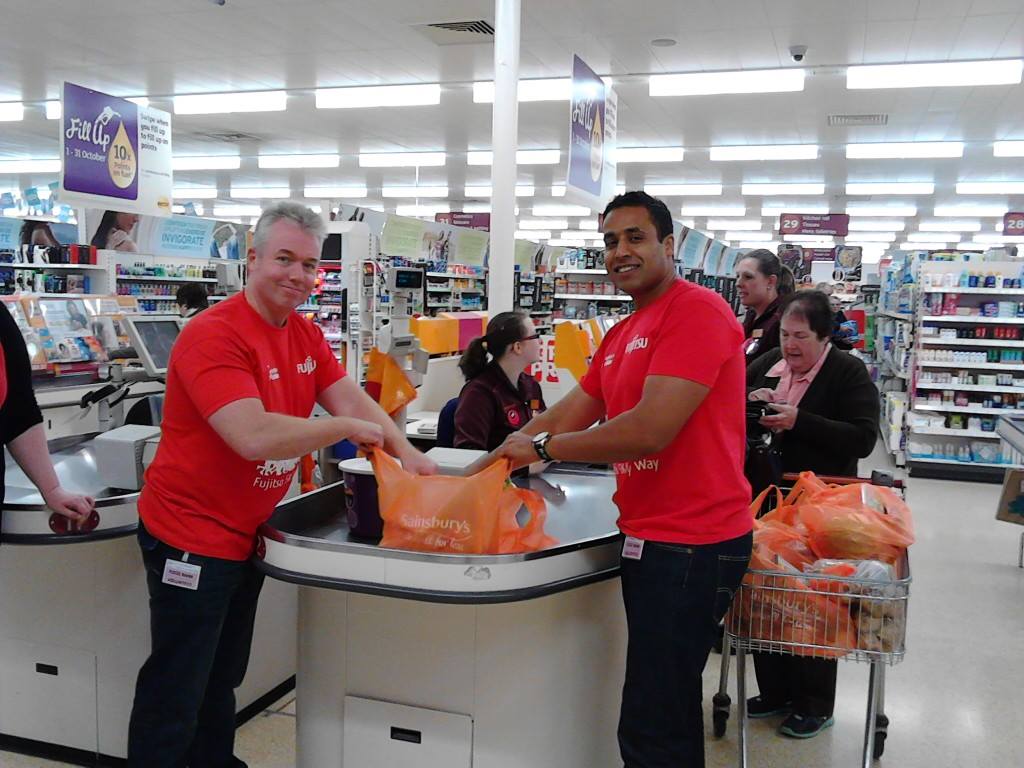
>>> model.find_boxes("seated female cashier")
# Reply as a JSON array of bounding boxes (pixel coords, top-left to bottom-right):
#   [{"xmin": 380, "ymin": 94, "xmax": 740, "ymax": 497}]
[{"xmin": 454, "ymin": 311, "xmax": 546, "ymax": 451}]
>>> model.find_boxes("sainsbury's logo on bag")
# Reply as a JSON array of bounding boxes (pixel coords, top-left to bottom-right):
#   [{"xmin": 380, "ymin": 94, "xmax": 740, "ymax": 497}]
[{"xmin": 400, "ymin": 514, "xmax": 471, "ymax": 537}]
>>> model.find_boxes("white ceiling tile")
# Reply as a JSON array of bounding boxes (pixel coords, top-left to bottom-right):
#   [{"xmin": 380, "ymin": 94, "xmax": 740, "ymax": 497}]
[{"xmin": 862, "ymin": 20, "xmax": 914, "ymax": 62}]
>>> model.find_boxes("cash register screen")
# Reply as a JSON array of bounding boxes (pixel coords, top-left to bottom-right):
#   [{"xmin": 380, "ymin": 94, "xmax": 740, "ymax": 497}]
[{"xmin": 132, "ymin": 319, "xmax": 180, "ymax": 374}]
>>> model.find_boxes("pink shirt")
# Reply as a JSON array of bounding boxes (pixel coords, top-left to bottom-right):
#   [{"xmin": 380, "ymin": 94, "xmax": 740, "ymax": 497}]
[{"xmin": 767, "ymin": 344, "xmax": 831, "ymax": 407}]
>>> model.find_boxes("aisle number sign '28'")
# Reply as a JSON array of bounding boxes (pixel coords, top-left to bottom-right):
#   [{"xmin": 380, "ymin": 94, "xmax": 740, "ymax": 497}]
[
  {"xmin": 1003, "ymin": 212, "xmax": 1024, "ymax": 236},
  {"xmin": 59, "ymin": 82, "xmax": 174, "ymax": 218}
]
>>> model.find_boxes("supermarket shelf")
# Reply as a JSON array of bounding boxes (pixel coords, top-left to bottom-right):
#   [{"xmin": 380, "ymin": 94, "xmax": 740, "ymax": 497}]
[
  {"xmin": 557, "ymin": 269, "xmax": 608, "ymax": 275},
  {"xmin": 427, "ymin": 272, "xmax": 484, "ymax": 279},
  {"xmin": 426, "ymin": 287, "xmax": 451, "ymax": 293},
  {"xmin": 919, "ymin": 337, "xmax": 1024, "ymax": 348},
  {"xmin": 921, "ymin": 287, "xmax": 1024, "ymax": 295},
  {"xmin": 6, "ymin": 263, "xmax": 107, "ymax": 271},
  {"xmin": 916, "ymin": 383, "xmax": 1024, "ymax": 395},
  {"xmin": 910, "ymin": 426, "xmax": 1003, "ymax": 439},
  {"xmin": 877, "ymin": 310, "xmax": 914, "ymax": 322},
  {"xmin": 907, "ymin": 457, "xmax": 1021, "ymax": 470},
  {"xmin": 921, "ymin": 315, "xmax": 1024, "ymax": 325},
  {"xmin": 118, "ymin": 275, "xmax": 217, "ymax": 283},
  {"xmin": 555, "ymin": 293, "xmax": 630, "ymax": 301},
  {"xmin": 126, "ymin": 294, "xmax": 179, "ymax": 300},
  {"xmin": 913, "ymin": 403, "xmax": 1022, "ymax": 416},
  {"xmin": 918, "ymin": 361, "xmax": 1023, "ymax": 372}
]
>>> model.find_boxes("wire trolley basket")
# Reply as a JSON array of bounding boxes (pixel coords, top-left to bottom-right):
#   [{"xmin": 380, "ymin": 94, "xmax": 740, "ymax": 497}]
[{"xmin": 713, "ymin": 474, "xmax": 912, "ymax": 767}]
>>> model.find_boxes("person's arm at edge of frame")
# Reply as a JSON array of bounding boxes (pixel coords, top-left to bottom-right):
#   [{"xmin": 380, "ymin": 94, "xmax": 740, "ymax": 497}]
[
  {"xmin": 316, "ymin": 375, "xmax": 437, "ymax": 475},
  {"xmin": 7, "ymin": 424, "xmax": 93, "ymax": 522}
]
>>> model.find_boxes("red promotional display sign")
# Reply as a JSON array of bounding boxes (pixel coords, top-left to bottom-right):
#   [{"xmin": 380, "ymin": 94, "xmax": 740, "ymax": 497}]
[
  {"xmin": 435, "ymin": 212, "xmax": 491, "ymax": 232},
  {"xmin": 1002, "ymin": 212, "xmax": 1024, "ymax": 236},
  {"xmin": 778, "ymin": 213, "xmax": 850, "ymax": 237}
]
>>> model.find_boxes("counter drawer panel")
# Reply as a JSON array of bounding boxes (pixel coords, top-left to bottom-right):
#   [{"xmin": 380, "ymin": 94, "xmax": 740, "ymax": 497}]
[{"xmin": 343, "ymin": 695, "xmax": 472, "ymax": 768}]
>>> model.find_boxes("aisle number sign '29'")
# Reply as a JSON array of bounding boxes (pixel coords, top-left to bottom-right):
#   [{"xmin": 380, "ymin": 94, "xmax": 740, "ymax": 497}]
[
  {"xmin": 566, "ymin": 55, "xmax": 617, "ymax": 211},
  {"xmin": 59, "ymin": 82, "xmax": 173, "ymax": 217}
]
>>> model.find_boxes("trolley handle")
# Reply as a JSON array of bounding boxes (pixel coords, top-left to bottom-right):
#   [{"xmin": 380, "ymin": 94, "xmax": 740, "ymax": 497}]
[{"xmin": 781, "ymin": 472, "xmax": 904, "ymax": 490}]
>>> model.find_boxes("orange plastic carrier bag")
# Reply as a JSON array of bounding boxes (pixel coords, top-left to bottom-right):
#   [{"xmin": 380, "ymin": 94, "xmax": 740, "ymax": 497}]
[
  {"xmin": 371, "ymin": 449, "xmax": 557, "ymax": 555},
  {"xmin": 797, "ymin": 484, "xmax": 914, "ymax": 564},
  {"xmin": 364, "ymin": 348, "xmax": 417, "ymax": 416}
]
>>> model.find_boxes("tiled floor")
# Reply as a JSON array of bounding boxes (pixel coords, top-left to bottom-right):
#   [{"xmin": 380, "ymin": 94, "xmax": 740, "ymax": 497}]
[{"xmin": 5, "ymin": 443, "xmax": 1024, "ymax": 767}]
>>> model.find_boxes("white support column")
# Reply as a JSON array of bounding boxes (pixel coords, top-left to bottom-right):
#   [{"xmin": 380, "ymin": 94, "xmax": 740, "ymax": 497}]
[{"xmin": 488, "ymin": 0, "xmax": 521, "ymax": 316}]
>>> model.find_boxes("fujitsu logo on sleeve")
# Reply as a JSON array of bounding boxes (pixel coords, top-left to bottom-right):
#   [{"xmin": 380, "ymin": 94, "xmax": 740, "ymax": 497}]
[
  {"xmin": 296, "ymin": 355, "xmax": 317, "ymax": 375},
  {"xmin": 625, "ymin": 336, "xmax": 649, "ymax": 354}
]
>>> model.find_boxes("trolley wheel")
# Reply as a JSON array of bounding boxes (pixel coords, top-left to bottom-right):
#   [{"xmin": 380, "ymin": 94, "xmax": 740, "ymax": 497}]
[
  {"xmin": 873, "ymin": 714, "xmax": 890, "ymax": 760},
  {"xmin": 712, "ymin": 692, "xmax": 731, "ymax": 738}
]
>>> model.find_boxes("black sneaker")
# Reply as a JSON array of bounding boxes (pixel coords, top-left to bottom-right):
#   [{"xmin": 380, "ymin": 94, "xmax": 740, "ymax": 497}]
[
  {"xmin": 746, "ymin": 696, "xmax": 792, "ymax": 719},
  {"xmin": 779, "ymin": 713, "xmax": 835, "ymax": 739}
]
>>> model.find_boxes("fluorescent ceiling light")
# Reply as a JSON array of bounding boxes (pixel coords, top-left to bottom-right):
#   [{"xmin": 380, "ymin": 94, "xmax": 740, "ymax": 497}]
[
  {"xmin": 579, "ymin": 219, "xmax": 599, "ymax": 230},
  {"xmin": 711, "ymin": 144, "xmax": 818, "ymax": 161},
  {"xmin": 316, "ymin": 83, "xmax": 440, "ymax": 109},
  {"xmin": 172, "ymin": 155, "xmax": 241, "ymax": 171},
  {"xmin": 516, "ymin": 230, "xmax": 550, "ymax": 240},
  {"xmin": 0, "ymin": 159, "xmax": 61, "ymax": 173},
  {"xmin": 727, "ymin": 231, "xmax": 771, "ymax": 241},
  {"xmin": 738, "ymin": 241, "xmax": 780, "ymax": 250},
  {"xmin": 231, "ymin": 186, "xmax": 291, "ymax": 198},
  {"xmin": 467, "ymin": 150, "xmax": 561, "ymax": 165},
  {"xmin": 258, "ymin": 154, "xmax": 339, "ymax": 169},
  {"xmin": 993, "ymin": 141, "xmax": 1024, "ymax": 157},
  {"xmin": 616, "ymin": 183, "xmax": 627, "ymax": 195},
  {"xmin": 461, "ymin": 203, "xmax": 491, "ymax": 213},
  {"xmin": 681, "ymin": 204, "xmax": 746, "ymax": 216},
  {"xmin": 897, "ymin": 242, "xmax": 951, "ymax": 250},
  {"xmin": 847, "ymin": 204, "xmax": 918, "ymax": 217},
  {"xmin": 650, "ymin": 68, "xmax": 805, "ymax": 96},
  {"xmin": 743, "ymin": 183, "xmax": 825, "ymax": 196},
  {"xmin": 213, "ymin": 204, "xmax": 263, "ymax": 217},
  {"xmin": 464, "ymin": 185, "xmax": 535, "ymax": 198},
  {"xmin": 303, "ymin": 186, "xmax": 368, "ymax": 198},
  {"xmin": 382, "ymin": 186, "xmax": 448, "ymax": 198},
  {"xmin": 645, "ymin": 183, "xmax": 722, "ymax": 196},
  {"xmin": 359, "ymin": 152, "xmax": 445, "ymax": 168},
  {"xmin": 971, "ymin": 233, "xmax": 1018, "ymax": 243},
  {"xmin": 615, "ymin": 147, "xmax": 685, "ymax": 163},
  {"xmin": 0, "ymin": 102, "xmax": 24, "ymax": 121},
  {"xmin": 533, "ymin": 204, "xmax": 592, "ymax": 216},
  {"xmin": 846, "ymin": 182, "xmax": 934, "ymax": 195},
  {"xmin": 846, "ymin": 142, "xmax": 963, "ymax": 159},
  {"xmin": 847, "ymin": 59, "xmax": 1023, "ymax": 89},
  {"xmin": 847, "ymin": 232, "xmax": 897, "ymax": 241},
  {"xmin": 551, "ymin": 185, "xmax": 566, "ymax": 197},
  {"xmin": 395, "ymin": 203, "xmax": 450, "ymax": 217},
  {"xmin": 45, "ymin": 101, "xmax": 61, "ymax": 120},
  {"xmin": 909, "ymin": 231, "xmax": 961, "ymax": 241},
  {"xmin": 173, "ymin": 186, "xmax": 218, "ymax": 199},
  {"xmin": 519, "ymin": 219, "xmax": 566, "ymax": 230},
  {"xmin": 708, "ymin": 218, "xmax": 762, "ymax": 230},
  {"xmin": 933, "ymin": 203, "xmax": 1007, "ymax": 217},
  {"xmin": 849, "ymin": 219, "xmax": 905, "ymax": 231},
  {"xmin": 956, "ymin": 181, "xmax": 1024, "ymax": 194},
  {"xmin": 473, "ymin": 78, "xmax": 572, "ymax": 103},
  {"xmin": 784, "ymin": 235, "xmax": 836, "ymax": 244},
  {"xmin": 761, "ymin": 201, "xmax": 830, "ymax": 214},
  {"xmin": 919, "ymin": 219, "xmax": 980, "ymax": 232},
  {"xmin": 174, "ymin": 90, "xmax": 287, "ymax": 114}
]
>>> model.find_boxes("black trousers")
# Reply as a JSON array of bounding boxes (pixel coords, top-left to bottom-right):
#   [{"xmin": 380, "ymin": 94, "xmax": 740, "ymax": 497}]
[
  {"xmin": 752, "ymin": 653, "xmax": 838, "ymax": 718},
  {"xmin": 127, "ymin": 524, "xmax": 263, "ymax": 768},
  {"xmin": 618, "ymin": 531, "xmax": 752, "ymax": 768}
]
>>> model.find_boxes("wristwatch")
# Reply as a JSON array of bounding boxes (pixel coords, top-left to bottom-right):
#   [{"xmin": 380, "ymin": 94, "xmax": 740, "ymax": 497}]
[{"xmin": 532, "ymin": 432, "xmax": 554, "ymax": 462}]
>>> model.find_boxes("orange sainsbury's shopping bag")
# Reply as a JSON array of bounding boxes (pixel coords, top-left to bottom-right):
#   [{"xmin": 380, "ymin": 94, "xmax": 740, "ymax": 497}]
[
  {"xmin": 364, "ymin": 348, "xmax": 417, "ymax": 416},
  {"xmin": 370, "ymin": 449, "xmax": 557, "ymax": 555}
]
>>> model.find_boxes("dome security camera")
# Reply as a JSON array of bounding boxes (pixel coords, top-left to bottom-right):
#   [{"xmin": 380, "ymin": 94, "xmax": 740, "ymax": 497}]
[{"xmin": 789, "ymin": 45, "xmax": 808, "ymax": 63}]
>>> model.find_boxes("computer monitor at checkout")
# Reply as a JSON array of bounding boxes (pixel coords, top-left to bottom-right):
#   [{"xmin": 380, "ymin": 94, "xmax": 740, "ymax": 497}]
[{"xmin": 123, "ymin": 315, "xmax": 184, "ymax": 377}]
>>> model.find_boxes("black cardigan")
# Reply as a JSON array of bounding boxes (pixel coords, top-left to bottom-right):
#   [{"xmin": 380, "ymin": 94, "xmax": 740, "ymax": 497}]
[
  {"xmin": 746, "ymin": 347, "xmax": 879, "ymax": 478},
  {"xmin": 1, "ymin": 303, "xmax": 45, "ymax": 513}
]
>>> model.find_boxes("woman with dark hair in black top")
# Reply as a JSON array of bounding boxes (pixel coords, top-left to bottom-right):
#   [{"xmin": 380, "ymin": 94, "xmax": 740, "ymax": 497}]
[
  {"xmin": 1, "ymin": 303, "xmax": 94, "ymax": 531},
  {"xmin": 736, "ymin": 249, "xmax": 796, "ymax": 366}
]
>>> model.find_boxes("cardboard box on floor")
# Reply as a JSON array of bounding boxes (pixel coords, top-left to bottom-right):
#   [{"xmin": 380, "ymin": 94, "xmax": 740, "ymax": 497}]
[{"xmin": 995, "ymin": 469, "xmax": 1024, "ymax": 526}]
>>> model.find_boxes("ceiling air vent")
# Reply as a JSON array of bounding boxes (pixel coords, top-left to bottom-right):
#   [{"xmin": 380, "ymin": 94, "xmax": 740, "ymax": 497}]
[
  {"xmin": 193, "ymin": 131, "xmax": 264, "ymax": 143},
  {"xmin": 415, "ymin": 20, "xmax": 495, "ymax": 45},
  {"xmin": 828, "ymin": 113, "xmax": 888, "ymax": 127}
]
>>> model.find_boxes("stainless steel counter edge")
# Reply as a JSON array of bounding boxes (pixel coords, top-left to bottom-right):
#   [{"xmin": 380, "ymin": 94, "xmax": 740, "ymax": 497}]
[
  {"xmin": 997, "ymin": 416, "xmax": 1024, "ymax": 454},
  {"xmin": 1, "ymin": 523, "xmax": 139, "ymax": 546}
]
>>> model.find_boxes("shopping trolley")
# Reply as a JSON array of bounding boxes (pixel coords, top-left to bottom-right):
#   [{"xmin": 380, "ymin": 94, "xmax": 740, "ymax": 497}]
[{"xmin": 712, "ymin": 474, "xmax": 911, "ymax": 768}]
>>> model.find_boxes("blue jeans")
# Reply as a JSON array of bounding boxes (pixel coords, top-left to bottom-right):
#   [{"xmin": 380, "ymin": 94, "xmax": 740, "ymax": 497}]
[
  {"xmin": 618, "ymin": 531, "xmax": 752, "ymax": 768},
  {"xmin": 127, "ymin": 524, "xmax": 263, "ymax": 768}
]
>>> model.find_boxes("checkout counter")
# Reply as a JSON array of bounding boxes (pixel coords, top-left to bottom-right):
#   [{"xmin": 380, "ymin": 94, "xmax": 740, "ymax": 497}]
[
  {"xmin": 996, "ymin": 416, "xmax": 1024, "ymax": 567},
  {"xmin": 257, "ymin": 452, "xmax": 627, "ymax": 768},
  {"xmin": 0, "ymin": 314, "xmax": 297, "ymax": 761}
]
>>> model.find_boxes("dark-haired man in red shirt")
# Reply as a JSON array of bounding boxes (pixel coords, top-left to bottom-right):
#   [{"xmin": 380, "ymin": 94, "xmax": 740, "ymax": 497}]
[
  {"xmin": 127, "ymin": 201, "xmax": 435, "ymax": 768},
  {"xmin": 480, "ymin": 192, "xmax": 752, "ymax": 768}
]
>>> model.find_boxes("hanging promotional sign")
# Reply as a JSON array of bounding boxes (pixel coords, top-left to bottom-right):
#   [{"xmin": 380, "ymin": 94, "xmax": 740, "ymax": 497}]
[
  {"xmin": 566, "ymin": 55, "xmax": 617, "ymax": 210},
  {"xmin": 84, "ymin": 209, "xmax": 246, "ymax": 259},
  {"xmin": 778, "ymin": 213, "xmax": 849, "ymax": 237},
  {"xmin": 1002, "ymin": 212, "xmax": 1024, "ymax": 236},
  {"xmin": 677, "ymin": 226, "xmax": 710, "ymax": 270},
  {"xmin": 834, "ymin": 245, "xmax": 863, "ymax": 281},
  {"xmin": 435, "ymin": 212, "xmax": 491, "ymax": 232},
  {"xmin": 60, "ymin": 82, "xmax": 173, "ymax": 217}
]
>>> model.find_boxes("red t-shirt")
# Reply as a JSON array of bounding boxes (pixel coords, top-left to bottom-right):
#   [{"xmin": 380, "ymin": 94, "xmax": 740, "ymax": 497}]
[
  {"xmin": 579, "ymin": 279, "xmax": 752, "ymax": 545},
  {"xmin": 139, "ymin": 293, "xmax": 345, "ymax": 560}
]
